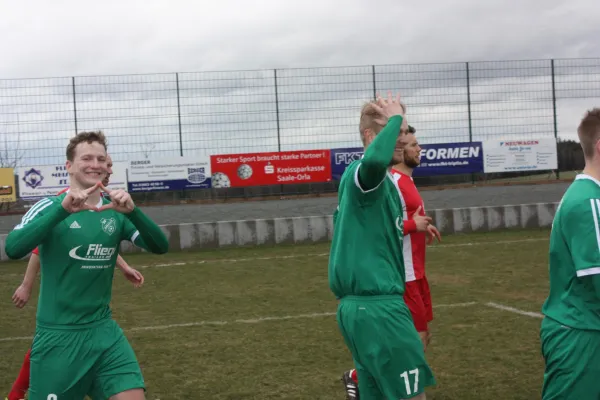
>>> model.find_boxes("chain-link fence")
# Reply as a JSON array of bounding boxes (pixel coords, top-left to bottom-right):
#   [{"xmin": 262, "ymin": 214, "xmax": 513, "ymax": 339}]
[
  {"xmin": 0, "ymin": 58, "xmax": 599, "ymax": 206},
  {"xmin": 1, "ymin": 58, "xmax": 599, "ymax": 167}
]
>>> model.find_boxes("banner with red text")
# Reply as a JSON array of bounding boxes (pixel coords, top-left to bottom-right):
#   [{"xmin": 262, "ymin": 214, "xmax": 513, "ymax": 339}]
[{"xmin": 210, "ymin": 150, "xmax": 331, "ymax": 188}]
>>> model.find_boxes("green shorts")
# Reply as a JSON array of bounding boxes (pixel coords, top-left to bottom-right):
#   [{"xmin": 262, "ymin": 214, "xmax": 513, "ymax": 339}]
[
  {"xmin": 540, "ymin": 316, "xmax": 600, "ymax": 399},
  {"xmin": 28, "ymin": 318, "xmax": 144, "ymax": 400},
  {"xmin": 337, "ymin": 295, "xmax": 435, "ymax": 399}
]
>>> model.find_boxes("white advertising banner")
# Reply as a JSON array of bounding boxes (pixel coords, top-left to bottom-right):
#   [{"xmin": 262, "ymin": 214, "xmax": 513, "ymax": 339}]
[
  {"xmin": 17, "ymin": 162, "xmax": 128, "ymax": 199},
  {"xmin": 127, "ymin": 156, "xmax": 211, "ymax": 192},
  {"xmin": 483, "ymin": 138, "xmax": 558, "ymax": 173}
]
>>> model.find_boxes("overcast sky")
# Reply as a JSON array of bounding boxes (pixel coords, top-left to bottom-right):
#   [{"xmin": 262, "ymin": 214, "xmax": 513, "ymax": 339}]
[{"xmin": 1, "ymin": 0, "xmax": 599, "ymax": 166}]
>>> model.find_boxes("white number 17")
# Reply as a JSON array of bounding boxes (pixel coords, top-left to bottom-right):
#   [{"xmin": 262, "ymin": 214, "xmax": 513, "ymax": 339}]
[{"xmin": 400, "ymin": 368, "xmax": 419, "ymax": 395}]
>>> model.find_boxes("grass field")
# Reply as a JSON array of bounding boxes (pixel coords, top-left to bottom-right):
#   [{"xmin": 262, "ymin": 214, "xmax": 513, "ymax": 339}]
[{"xmin": 1, "ymin": 228, "xmax": 553, "ymax": 399}]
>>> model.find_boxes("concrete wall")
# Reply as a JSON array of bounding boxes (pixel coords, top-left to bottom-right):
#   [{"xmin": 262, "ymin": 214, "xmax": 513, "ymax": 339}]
[{"xmin": 0, "ymin": 202, "xmax": 558, "ymax": 262}]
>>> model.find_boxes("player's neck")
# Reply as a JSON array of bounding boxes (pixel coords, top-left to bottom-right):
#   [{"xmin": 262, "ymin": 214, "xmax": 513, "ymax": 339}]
[
  {"xmin": 395, "ymin": 163, "xmax": 414, "ymax": 177},
  {"xmin": 582, "ymin": 164, "xmax": 600, "ymax": 182}
]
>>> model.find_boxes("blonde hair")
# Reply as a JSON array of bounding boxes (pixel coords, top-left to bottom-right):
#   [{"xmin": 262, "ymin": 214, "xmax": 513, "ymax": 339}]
[
  {"xmin": 578, "ymin": 108, "xmax": 600, "ymax": 159},
  {"xmin": 358, "ymin": 100, "xmax": 407, "ymax": 145}
]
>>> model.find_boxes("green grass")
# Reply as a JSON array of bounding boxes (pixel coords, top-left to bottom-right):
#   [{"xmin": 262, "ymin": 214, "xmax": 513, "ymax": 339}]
[{"xmin": 1, "ymin": 228, "xmax": 553, "ymax": 399}]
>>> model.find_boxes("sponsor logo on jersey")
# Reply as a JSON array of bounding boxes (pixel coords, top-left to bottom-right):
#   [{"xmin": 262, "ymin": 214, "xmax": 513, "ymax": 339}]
[
  {"xmin": 69, "ymin": 244, "xmax": 116, "ymax": 262},
  {"xmin": 101, "ymin": 217, "xmax": 116, "ymax": 236}
]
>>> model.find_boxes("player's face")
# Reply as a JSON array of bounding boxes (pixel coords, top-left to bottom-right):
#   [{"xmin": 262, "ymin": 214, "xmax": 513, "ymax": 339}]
[
  {"xmin": 391, "ymin": 120, "xmax": 412, "ymax": 165},
  {"xmin": 67, "ymin": 141, "xmax": 109, "ymax": 188},
  {"xmin": 402, "ymin": 134, "xmax": 421, "ymax": 168},
  {"xmin": 102, "ymin": 156, "xmax": 113, "ymax": 186}
]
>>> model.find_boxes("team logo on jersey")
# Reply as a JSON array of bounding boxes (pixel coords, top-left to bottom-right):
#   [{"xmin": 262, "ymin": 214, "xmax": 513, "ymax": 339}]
[
  {"xmin": 395, "ymin": 216, "xmax": 403, "ymax": 232},
  {"xmin": 69, "ymin": 244, "xmax": 116, "ymax": 261},
  {"xmin": 100, "ymin": 217, "xmax": 116, "ymax": 236}
]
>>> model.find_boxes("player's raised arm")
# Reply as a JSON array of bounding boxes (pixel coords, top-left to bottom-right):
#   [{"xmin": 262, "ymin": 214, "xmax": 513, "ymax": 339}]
[
  {"xmin": 5, "ymin": 198, "xmax": 70, "ymax": 260},
  {"xmin": 98, "ymin": 184, "xmax": 169, "ymax": 254},
  {"xmin": 357, "ymin": 92, "xmax": 405, "ymax": 191}
]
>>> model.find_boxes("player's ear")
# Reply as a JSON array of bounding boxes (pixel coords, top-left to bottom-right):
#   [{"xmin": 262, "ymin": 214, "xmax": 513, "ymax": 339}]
[
  {"xmin": 363, "ymin": 129, "xmax": 376, "ymax": 145},
  {"xmin": 65, "ymin": 160, "xmax": 73, "ymax": 175}
]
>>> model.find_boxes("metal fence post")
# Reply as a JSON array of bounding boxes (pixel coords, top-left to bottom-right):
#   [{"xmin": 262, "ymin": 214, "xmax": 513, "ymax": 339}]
[
  {"xmin": 176, "ymin": 73, "xmax": 183, "ymax": 157},
  {"xmin": 372, "ymin": 65, "xmax": 377, "ymax": 100},
  {"xmin": 466, "ymin": 62, "xmax": 475, "ymax": 184},
  {"xmin": 274, "ymin": 69, "xmax": 281, "ymax": 152},
  {"xmin": 72, "ymin": 77, "xmax": 78, "ymax": 135},
  {"xmin": 551, "ymin": 59, "xmax": 560, "ymax": 179}
]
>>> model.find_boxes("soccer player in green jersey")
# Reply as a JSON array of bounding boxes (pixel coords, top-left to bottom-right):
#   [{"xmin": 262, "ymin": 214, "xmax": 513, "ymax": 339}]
[
  {"xmin": 329, "ymin": 92, "xmax": 435, "ymax": 400},
  {"xmin": 4, "ymin": 131, "xmax": 169, "ymax": 400},
  {"xmin": 540, "ymin": 108, "xmax": 600, "ymax": 399}
]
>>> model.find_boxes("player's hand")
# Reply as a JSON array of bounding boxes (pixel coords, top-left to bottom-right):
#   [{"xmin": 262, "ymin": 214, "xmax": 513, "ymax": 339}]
[
  {"xmin": 426, "ymin": 224, "xmax": 441, "ymax": 244},
  {"xmin": 61, "ymin": 182, "xmax": 102, "ymax": 213},
  {"xmin": 97, "ymin": 183, "xmax": 135, "ymax": 213},
  {"xmin": 12, "ymin": 284, "xmax": 32, "ymax": 308},
  {"xmin": 121, "ymin": 266, "xmax": 144, "ymax": 288},
  {"xmin": 371, "ymin": 91, "xmax": 406, "ymax": 126},
  {"xmin": 413, "ymin": 206, "xmax": 432, "ymax": 232}
]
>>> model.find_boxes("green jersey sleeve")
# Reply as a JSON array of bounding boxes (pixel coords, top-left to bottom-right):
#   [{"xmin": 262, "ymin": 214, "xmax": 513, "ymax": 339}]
[
  {"xmin": 121, "ymin": 207, "xmax": 169, "ymax": 254},
  {"xmin": 355, "ymin": 115, "xmax": 403, "ymax": 192},
  {"xmin": 5, "ymin": 197, "xmax": 70, "ymax": 259},
  {"xmin": 563, "ymin": 197, "xmax": 600, "ymax": 277}
]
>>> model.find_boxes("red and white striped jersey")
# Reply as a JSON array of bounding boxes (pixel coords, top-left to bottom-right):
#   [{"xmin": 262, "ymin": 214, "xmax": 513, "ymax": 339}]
[{"xmin": 391, "ymin": 168, "xmax": 426, "ymax": 282}]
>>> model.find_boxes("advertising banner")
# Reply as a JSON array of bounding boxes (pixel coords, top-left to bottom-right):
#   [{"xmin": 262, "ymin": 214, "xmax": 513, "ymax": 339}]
[
  {"xmin": 18, "ymin": 162, "xmax": 128, "ymax": 199},
  {"xmin": 330, "ymin": 142, "xmax": 484, "ymax": 179},
  {"xmin": 210, "ymin": 150, "xmax": 331, "ymax": 188},
  {"xmin": 330, "ymin": 148, "xmax": 365, "ymax": 181},
  {"xmin": 0, "ymin": 168, "xmax": 16, "ymax": 202},
  {"xmin": 482, "ymin": 138, "xmax": 558, "ymax": 173},
  {"xmin": 127, "ymin": 156, "xmax": 211, "ymax": 192},
  {"xmin": 413, "ymin": 142, "xmax": 484, "ymax": 177}
]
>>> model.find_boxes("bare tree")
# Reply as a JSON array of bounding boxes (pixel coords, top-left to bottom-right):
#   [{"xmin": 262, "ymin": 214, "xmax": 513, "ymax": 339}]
[{"xmin": 140, "ymin": 137, "xmax": 156, "ymax": 159}]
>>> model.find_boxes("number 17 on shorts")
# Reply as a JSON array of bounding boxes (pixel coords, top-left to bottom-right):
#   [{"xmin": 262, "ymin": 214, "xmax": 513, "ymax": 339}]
[{"xmin": 400, "ymin": 368, "xmax": 420, "ymax": 396}]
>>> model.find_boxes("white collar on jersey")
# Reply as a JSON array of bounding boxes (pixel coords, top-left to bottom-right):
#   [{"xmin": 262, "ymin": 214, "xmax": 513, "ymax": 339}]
[
  {"xmin": 65, "ymin": 188, "xmax": 104, "ymax": 211},
  {"xmin": 575, "ymin": 174, "xmax": 600, "ymax": 188}
]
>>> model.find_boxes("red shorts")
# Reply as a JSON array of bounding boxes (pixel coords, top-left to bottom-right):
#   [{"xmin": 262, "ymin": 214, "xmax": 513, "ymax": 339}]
[{"xmin": 403, "ymin": 276, "xmax": 433, "ymax": 332}]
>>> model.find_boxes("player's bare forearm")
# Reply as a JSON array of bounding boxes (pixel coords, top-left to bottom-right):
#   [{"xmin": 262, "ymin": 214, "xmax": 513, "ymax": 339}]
[
  {"xmin": 126, "ymin": 207, "xmax": 169, "ymax": 254},
  {"xmin": 359, "ymin": 115, "xmax": 403, "ymax": 190},
  {"xmin": 115, "ymin": 254, "xmax": 129, "ymax": 272},
  {"xmin": 5, "ymin": 202, "xmax": 70, "ymax": 260},
  {"xmin": 21, "ymin": 253, "xmax": 41, "ymax": 289}
]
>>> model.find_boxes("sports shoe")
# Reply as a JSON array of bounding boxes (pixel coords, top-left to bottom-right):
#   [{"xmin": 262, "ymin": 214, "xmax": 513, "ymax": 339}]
[{"xmin": 341, "ymin": 370, "xmax": 359, "ymax": 399}]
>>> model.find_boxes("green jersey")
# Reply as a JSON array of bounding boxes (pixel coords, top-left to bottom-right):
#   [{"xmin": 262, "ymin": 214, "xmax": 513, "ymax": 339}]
[
  {"xmin": 328, "ymin": 115, "xmax": 405, "ymax": 299},
  {"xmin": 5, "ymin": 192, "xmax": 169, "ymax": 327},
  {"xmin": 542, "ymin": 174, "xmax": 600, "ymax": 331}
]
